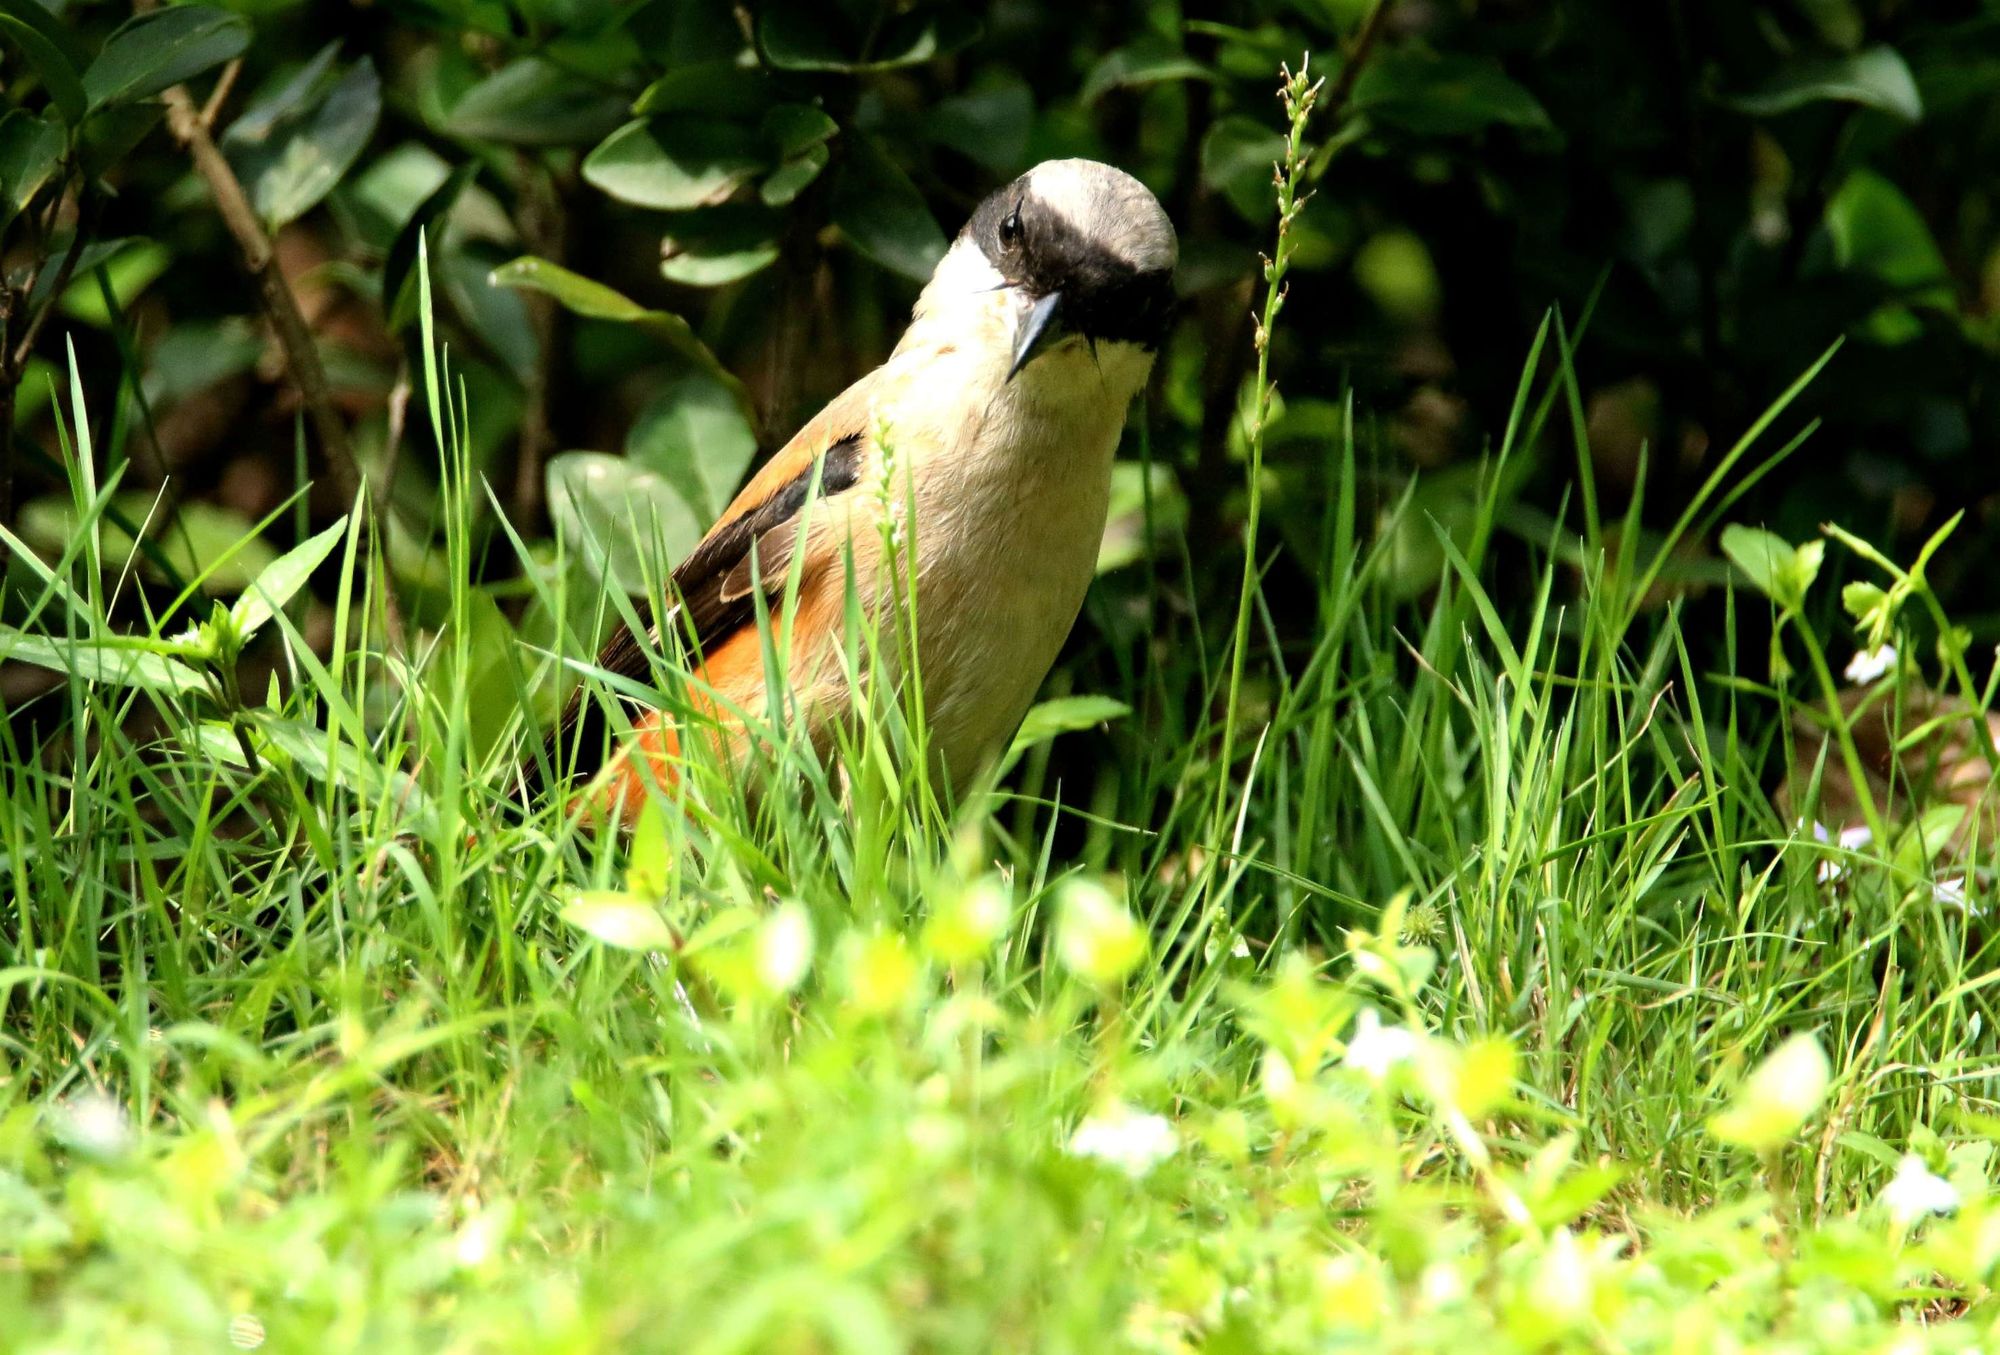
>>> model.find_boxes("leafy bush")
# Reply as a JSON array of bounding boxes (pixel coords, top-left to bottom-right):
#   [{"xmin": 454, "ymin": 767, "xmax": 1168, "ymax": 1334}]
[{"xmin": 4, "ymin": 0, "xmax": 2000, "ymax": 1348}]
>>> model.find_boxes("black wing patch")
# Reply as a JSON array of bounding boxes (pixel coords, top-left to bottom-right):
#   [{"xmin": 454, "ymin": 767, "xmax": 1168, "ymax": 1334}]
[{"xmin": 532, "ymin": 434, "xmax": 864, "ymax": 789}]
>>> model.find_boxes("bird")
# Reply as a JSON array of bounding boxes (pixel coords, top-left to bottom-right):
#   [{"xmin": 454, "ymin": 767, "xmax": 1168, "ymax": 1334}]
[{"xmin": 540, "ymin": 158, "xmax": 1178, "ymax": 826}]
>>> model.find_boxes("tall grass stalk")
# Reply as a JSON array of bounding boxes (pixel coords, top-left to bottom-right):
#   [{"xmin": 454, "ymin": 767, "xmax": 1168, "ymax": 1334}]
[{"xmin": 1208, "ymin": 60, "xmax": 1320, "ymax": 851}]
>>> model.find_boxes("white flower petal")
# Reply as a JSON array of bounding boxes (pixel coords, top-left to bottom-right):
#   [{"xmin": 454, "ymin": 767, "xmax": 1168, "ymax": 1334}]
[
  {"xmin": 1882, "ymin": 1153, "xmax": 1958, "ymax": 1224},
  {"xmin": 1844, "ymin": 644, "xmax": 1897, "ymax": 684},
  {"xmin": 1344, "ymin": 1009, "xmax": 1420, "ymax": 1081},
  {"xmin": 1068, "ymin": 1103, "xmax": 1178, "ymax": 1177}
]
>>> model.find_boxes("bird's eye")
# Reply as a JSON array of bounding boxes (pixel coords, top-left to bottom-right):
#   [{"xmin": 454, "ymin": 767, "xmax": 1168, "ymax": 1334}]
[{"xmin": 999, "ymin": 210, "xmax": 1022, "ymax": 249}]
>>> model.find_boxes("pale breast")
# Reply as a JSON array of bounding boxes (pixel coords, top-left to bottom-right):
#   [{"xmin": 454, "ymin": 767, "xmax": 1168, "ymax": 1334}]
[
  {"xmin": 902, "ymin": 342, "xmax": 1146, "ymax": 791},
  {"xmin": 786, "ymin": 303, "xmax": 1153, "ymax": 795}
]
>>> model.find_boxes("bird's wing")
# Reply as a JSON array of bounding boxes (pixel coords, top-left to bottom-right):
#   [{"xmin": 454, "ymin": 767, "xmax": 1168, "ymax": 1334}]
[{"xmin": 543, "ymin": 370, "xmax": 880, "ymax": 783}]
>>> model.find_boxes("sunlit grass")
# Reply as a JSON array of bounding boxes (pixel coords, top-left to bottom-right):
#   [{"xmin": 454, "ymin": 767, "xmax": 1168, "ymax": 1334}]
[{"xmin": 4, "ymin": 240, "xmax": 2000, "ymax": 1350}]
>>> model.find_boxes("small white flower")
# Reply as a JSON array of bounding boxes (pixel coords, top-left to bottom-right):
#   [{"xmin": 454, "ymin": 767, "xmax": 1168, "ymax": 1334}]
[
  {"xmin": 227, "ymin": 1315, "xmax": 266, "ymax": 1350},
  {"xmin": 1882, "ymin": 1153, "xmax": 1958, "ymax": 1225},
  {"xmin": 1844, "ymin": 644, "xmax": 1897, "ymax": 684},
  {"xmin": 453, "ymin": 1200, "xmax": 512, "ymax": 1269},
  {"xmin": 1529, "ymin": 1227, "xmax": 1594, "ymax": 1327},
  {"xmin": 1260, "ymin": 1046, "xmax": 1299, "ymax": 1104},
  {"xmin": 1817, "ymin": 824, "xmax": 1873, "ymax": 883},
  {"xmin": 51, "ymin": 1089, "xmax": 134, "ymax": 1159},
  {"xmin": 1418, "ymin": 1261, "xmax": 1467, "ymax": 1307},
  {"xmin": 1343, "ymin": 1009, "xmax": 1420, "ymax": 1082},
  {"xmin": 1068, "ymin": 1102, "xmax": 1177, "ymax": 1178},
  {"xmin": 1932, "ymin": 876, "xmax": 1983, "ymax": 917},
  {"xmin": 754, "ymin": 901, "xmax": 813, "ymax": 994}
]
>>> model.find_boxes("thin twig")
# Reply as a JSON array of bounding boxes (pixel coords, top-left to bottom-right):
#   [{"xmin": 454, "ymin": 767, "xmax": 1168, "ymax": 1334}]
[
  {"xmin": 8, "ymin": 184, "xmax": 100, "ymax": 373},
  {"xmin": 200, "ymin": 57, "xmax": 243, "ymax": 129},
  {"xmin": 1323, "ymin": 0, "xmax": 1396, "ymax": 120},
  {"xmin": 0, "ymin": 344, "xmax": 15, "ymax": 527},
  {"xmin": 375, "ymin": 365, "xmax": 414, "ymax": 655},
  {"xmin": 380, "ymin": 362, "xmax": 412, "ymax": 503},
  {"xmin": 2, "ymin": 182, "xmax": 102, "ymax": 523},
  {"xmin": 160, "ymin": 85, "xmax": 365, "ymax": 513},
  {"xmin": 510, "ymin": 153, "xmax": 563, "ymax": 532}
]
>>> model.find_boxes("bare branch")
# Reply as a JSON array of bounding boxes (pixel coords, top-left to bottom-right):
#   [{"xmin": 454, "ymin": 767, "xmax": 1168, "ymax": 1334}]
[{"xmin": 161, "ymin": 86, "xmax": 365, "ymax": 513}]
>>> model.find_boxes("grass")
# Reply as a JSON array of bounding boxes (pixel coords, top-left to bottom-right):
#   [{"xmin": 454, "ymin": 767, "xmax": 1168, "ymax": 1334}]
[{"xmin": 5, "ymin": 150, "xmax": 2000, "ymax": 1355}]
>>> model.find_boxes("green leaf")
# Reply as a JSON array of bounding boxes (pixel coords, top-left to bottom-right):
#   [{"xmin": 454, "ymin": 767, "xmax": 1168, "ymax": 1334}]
[
  {"xmin": 759, "ymin": 144, "xmax": 828, "ymax": 207},
  {"xmin": 487, "ymin": 254, "xmax": 662, "ymax": 323},
  {"xmin": 191, "ymin": 715, "xmax": 437, "ymax": 824},
  {"xmin": 658, "ymin": 204, "xmax": 780, "ymax": 287},
  {"xmin": 0, "ymin": 0, "xmax": 87, "ymax": 124},
  {"xmin": 1352, "ymin": 50, "xmax": 1553, "ymax": 136},
  {"xmin": 1826, "ymin": 169, "xmax": 1953, "ymax": 306},
  {"xmin": 1720, "ymin": 524, "xmax": 1819, "ymax": 610},
  {"xmin": 0, "ymin": 0, "xmax": 87, "ymax": 73},
  {"xmin": 1449, "ymin": 1037, "xmax": 1518, "ymax": 1119},
  {"xmin": 758, "ymin": 1, "xmax": 979, "ymax": 72},
  {"xmin": 224, "ymin": 41, "xmax": 340, "ymax": 139},
  {"xmin": 1709, "ymin": 1033, "xmax": 1831, "ymax": 1151},
  {"xmin": 428, "ymin": 583, "xmax": 525, "ymax": 761},
  {"xmin": 230, "ymin": 518, "xmax": 350, "ymax": 642},
  {"xmin": 143, "ymin": 317, "xmax": 262, "ymax": 407},
  {"xmin": 546, "ymin": 451, "xmax": 705, "ymax": 594},
  {"xmin": 625, "ymin": 800, "xmax": 673, "ymax": 898},
  {"xmin": 1841, "ymin": 581, "xmax": 1889, "ymax": 624},
  {"xmin": 383, "ymin": 161, "xmax": 476, "ymax": 331},
  {"xmin": 83, "ymin": 7, "xmax": 251, "ymax": 112},
  {"xmin": 1793, "ymin": 0, "xmax": 1864, "ymax": 49},
  {"xmin": 829, "ymin": 134, "xmax": 944, "ymax": 281},
  {"xmin": 1054, "ymin": 878, "xmax": 1146, "ymax": 987},
  {"xmin": 930, "ymin": 78, "xmax": 1033, "ymax": 174},
  {"xmin": 1005, "ymin": 695, "xmax": 1132, "ymax": 769},
  {"xmin": 1097, "ymin": 460, "xmax": 1185, "ymax": 573},
  {"xmin": 760, "ymin": 103, "xmax": 838, "ymax": 158},
  {"xmin": 18, "ymin": 489, "xmax": 279, "ymax": 593},
  {"xmin": 59, "ymin": 239, "xmax": 171, "ymax": 327},
  {"xmin": 1200, "ymin": 116, "xmax": 1287, "ymax": 222},
  {"xmin": 1081, "ymin": 36, "xmax": 1211, "ymax": 104},
  {"xmin": 583, "ymin": 117, "xmax": 766, "ymax": 211},
  {"xmin": 23, "ymin": 235, "xmax": 133, "ymax": 317},
  {"xmin": 0, "ymin": 110, "xmax": 64, "ymax": 230},
  {"xmin": 444, "ymin": 57, "xmax": 625, "ymax": 147},
  {"xmin": 488, "ymin": 255, "xmax": 753, "ymax": 421},
  {"xmin": 561, "ymin": 890, "xmax": 677, "ymax": 951},
  {"xmin": 1730, "ymin": 46, "xmax": 1923, "ymax": 122},
  {"xmin": 222, "ymin": 51, "xmax": 381, "ymax": 229},
  {"xmin": 75, "ymin": 104, "xmax": 159, "ymax": 180},
  {"xmin": 0, "ymin": 628, "xmax": 208, "ymax": 696},
  {"xmin": 633, "ymin": 63, "xmax": 770, "ymax": 120},
  {"xmin": 1890, "ymin": 805, "xmax": 1966, "ymax": 877},
  {"xmin": 346, "ymin": 142, "xmax": 510, "ymax": 252},
  {"xmin": 627, "ymin": 372, "xmax": 758, "ymax": 523},
  {"xmin": 441, "ymin": 246, "xmax": 537, "ymax": 383}
]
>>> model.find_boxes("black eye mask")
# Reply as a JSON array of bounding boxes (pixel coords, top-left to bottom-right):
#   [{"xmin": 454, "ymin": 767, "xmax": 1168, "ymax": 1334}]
[{"xmin": 966, "ymin": 181, "xmax": 1177, "ymax": 352}]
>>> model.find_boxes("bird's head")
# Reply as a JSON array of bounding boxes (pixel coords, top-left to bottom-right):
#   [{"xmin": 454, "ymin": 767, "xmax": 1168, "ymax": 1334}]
[{"xmin": 913, "ymin": 159, "xmax": 1177, "ymax": 387}]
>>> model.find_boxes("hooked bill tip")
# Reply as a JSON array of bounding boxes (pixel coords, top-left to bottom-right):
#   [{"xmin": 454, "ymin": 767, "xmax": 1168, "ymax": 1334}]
[{"xmin": 1009, "ymin": 290, "xmax": 1066, "ymax": 380}]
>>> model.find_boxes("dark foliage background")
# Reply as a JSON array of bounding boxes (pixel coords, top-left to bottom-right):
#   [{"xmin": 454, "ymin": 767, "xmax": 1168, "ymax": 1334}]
[{"xmin": 4, "ymin": 0, "xmax": 1998, "ymax": 742}]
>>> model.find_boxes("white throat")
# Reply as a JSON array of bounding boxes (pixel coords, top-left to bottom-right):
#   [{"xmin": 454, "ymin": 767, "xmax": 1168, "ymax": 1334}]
[{"xmin": 901, "ymin": 237, "xmax": 1155, "ymax": 408}]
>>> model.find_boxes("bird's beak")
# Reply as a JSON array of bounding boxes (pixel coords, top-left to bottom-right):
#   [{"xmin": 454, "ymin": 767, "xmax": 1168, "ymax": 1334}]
[{"xmin": 1009, "ymin": 290, "xmax": 1066, "ymax": 380}]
